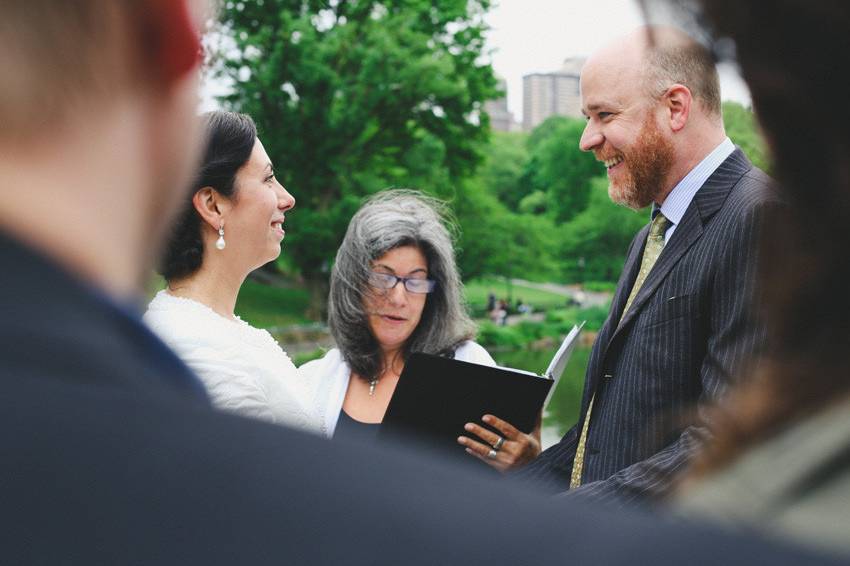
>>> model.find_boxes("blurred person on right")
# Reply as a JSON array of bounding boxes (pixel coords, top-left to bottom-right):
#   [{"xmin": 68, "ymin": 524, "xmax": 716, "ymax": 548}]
[{"xmin": 636, "ymin": 0, "xmax": 850, "ymax": 556}]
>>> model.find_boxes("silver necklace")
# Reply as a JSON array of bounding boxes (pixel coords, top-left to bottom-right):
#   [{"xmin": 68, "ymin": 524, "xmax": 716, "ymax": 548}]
[{"xmin": 368, "ymin": 363, "xmax": 400, "ymax": 396}]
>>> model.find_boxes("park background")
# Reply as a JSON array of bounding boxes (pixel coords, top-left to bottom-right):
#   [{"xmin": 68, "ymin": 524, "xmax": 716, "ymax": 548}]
[{"xmin": 189, "ymin": 0, "xmax": 768, "ymax": 447}]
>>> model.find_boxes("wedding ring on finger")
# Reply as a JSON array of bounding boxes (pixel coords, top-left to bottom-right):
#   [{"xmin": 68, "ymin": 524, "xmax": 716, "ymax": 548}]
[
  {"xmin": 487, "ymin": 449, "xmax": 498, "ymax": 460},
  {"xmin": 492, "ymin": 436, "xmax": 505, "ymax": 451}
]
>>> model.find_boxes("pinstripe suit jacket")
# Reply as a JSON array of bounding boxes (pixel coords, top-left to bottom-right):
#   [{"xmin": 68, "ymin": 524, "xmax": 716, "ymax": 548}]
[{"xmin": 517, "ymin": 149, "xmax": 777, "ymax": 505}]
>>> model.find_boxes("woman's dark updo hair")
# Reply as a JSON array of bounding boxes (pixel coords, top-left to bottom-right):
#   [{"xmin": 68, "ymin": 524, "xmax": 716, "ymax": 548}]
[{"xmin": 159, "ymin": 111, "xmax": 257, "ymax": 281}]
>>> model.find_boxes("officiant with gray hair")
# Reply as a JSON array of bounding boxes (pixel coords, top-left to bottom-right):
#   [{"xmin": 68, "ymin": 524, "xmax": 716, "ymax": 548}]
[{"xmin": 299, "ymin": 189, "xmax": 541, "ymax": 470}]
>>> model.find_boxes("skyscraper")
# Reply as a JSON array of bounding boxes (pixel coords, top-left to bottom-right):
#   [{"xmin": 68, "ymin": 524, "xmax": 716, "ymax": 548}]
[
  {"xmin": 522, "ymin": 57, "xmax": 585, "ymax": 131},
  {"xmin": 484, "ymin": 77, "xmax": 518, "ymax": 132}
]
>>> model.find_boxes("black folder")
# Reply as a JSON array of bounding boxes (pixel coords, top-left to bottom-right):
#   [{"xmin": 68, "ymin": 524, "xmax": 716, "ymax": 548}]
[{"xmin": 378, "ymin": 352, "xmax": 553, "ymax": 457}]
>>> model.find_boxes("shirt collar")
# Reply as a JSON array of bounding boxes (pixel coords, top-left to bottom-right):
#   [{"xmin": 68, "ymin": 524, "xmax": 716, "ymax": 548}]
[{"xmin": 658, "ymin": 137, "xmax": 735, "ymax": 226}]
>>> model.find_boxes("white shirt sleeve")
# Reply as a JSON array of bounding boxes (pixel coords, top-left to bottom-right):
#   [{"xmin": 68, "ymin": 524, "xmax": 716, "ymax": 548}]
[
  {"xmin": 298, "ymin": 349, "xmax": 349, "ymax": 438},
  {"xmin": 176, "ymin": 345, "xmax": 278, "ymax": 423}
]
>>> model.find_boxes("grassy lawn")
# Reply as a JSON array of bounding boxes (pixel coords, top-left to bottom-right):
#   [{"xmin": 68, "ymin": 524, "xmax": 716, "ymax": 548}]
[
  {"xmin": 147, "ymin": 275, "xmax": 312, "ymax": 328},
  {"xmin": 235, "ymin": 279, "xmax": 312, "ymax": 328},
  {"xmin": 235, "ymin": 276, "xmax": 573, "ymax": 328},
  {"xmin": 148, "ymin": 274, "xmax": 575, "ymax": 330},
  {"xmin": 464, "ymin": 277, "xmax": 568, "ymax": 311}
]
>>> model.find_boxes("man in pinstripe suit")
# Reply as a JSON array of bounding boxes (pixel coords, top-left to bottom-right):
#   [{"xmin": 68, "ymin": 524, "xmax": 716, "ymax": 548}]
[{"xmin": 516, "ymin": 27, "xmax": 776, "ymax": 504}]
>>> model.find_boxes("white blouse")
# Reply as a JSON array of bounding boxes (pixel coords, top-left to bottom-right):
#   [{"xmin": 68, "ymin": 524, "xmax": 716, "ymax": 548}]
[
  {"xmin": 299, "ymin": 341, "xmax": 496, "ymax": 437},
  {"xmin": 143, "ymin": 290, "xmax": 320, "ymax": 434}
]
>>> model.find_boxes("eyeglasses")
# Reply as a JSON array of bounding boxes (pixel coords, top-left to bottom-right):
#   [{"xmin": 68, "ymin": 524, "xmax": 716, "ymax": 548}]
[{"xmin": 368, "ymin": 272, "xmax": 436, "ymax": 294}]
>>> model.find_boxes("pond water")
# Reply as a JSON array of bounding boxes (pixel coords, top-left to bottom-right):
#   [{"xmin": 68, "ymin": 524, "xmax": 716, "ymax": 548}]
[{"xmin": 492, "ymin": 345, "xmax": 590, "ymax": 449}]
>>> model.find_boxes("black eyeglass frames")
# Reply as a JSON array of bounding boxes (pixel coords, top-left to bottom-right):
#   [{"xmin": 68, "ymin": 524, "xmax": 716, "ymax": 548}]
[{"xmin": 368, "ymin": 272, "xmax": 436, "ymax": 294}]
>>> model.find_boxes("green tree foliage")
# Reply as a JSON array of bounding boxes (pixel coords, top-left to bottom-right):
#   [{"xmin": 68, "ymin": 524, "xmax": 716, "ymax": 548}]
[
  {"xmin": 723, "ymin": 101, "xmax": 771, "ymax": 172},
  {"xmin": 559, "ymin": 177, "xmax": 647, "ymax": 282},
  {"xmin": 525, "ymin": 115, "xmax": 571, "ymax": 152},
  {"xmin": 477, "ymin": 131, "xmax": 527, "ymax": 207},
  {"xmin": 215, "ymin": 0, "xmax": 499, "ymax": 311},
  {"xmin": 517, "ymin": 190, "xmax": 547, "ymax": 215},
  {"xmin": 463, "ymin": 101, "xmax": 772, "ymax": 285},
  {"xmin": 512, "ymin": 116, "xmax": 583, "ymax": 211},
  {"xmin": 526, "ymin": 117, "xmax": 600, "ymax": 223},
  {"xmin": 213, "ymin": 2, "xmax": 772, "ymax": 300},
  {"xmin": 452, "ymin": 181, "xmax": 504, "ymax": 279},
  {"xmin": 453, "ymin": 179, "xmax": 559, "ymax": 282},
  {"xmin": 502, "ymin": 117, "xmax": 600, "ymax": 222},
  {"xmin": 464, "ymin": 117, "xmax": 637, "ymax": 284}
]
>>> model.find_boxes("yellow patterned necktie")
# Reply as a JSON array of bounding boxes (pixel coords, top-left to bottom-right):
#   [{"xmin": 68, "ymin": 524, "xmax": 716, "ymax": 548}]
[{"xmin": 569, "ymin": 212, "xmax": 670, "ymax": 489}]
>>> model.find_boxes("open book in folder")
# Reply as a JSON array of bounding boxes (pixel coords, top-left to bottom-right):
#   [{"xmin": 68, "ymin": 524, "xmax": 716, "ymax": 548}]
[
  {"xmin": 541, "ymin": 320, "xmax": 585, "ymax": 410},
  {"xmin": 378, "ymin": 322, "xmax": 585, "ymax": 457}
]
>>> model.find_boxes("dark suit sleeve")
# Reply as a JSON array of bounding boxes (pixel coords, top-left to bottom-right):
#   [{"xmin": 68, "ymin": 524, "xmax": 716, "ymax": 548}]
[
  {"xmin": 560, "ymin": 197, "xmax": 773, "ymax": 506},
  {"xmin": 512, "ymin": 230, "xmax": 645, "ymax": 493},
  {"xmin": 512, "ymin": 424, "xmax": 579, "ymax": 492}
]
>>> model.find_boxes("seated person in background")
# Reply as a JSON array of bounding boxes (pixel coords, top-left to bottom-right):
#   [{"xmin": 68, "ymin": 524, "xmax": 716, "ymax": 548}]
[
  {"xmin": 516, "ymin": 298, "xmax": 532, "ymax": 315},
  {"xmin": 144, "ymin": 110, "xmax": 319, "ymax": 433},
  {"xmin": 489, "ymin": 299, "xmax": 509, "ymax": 325},
  {"xmin": 300, "ymin": 190, "xmax": 540, "ymax": 470}
]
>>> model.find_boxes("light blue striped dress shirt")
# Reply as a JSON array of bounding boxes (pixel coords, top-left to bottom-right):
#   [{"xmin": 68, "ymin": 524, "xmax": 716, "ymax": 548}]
[{"xmin": 658, "ymin": 137, "xmax": 735, "ymax": 244}]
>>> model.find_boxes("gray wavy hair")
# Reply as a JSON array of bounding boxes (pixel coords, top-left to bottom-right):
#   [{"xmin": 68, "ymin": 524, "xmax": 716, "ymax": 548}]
[{"xmin": 328, "ymin": 189, "xmax": 476, "ymax": 382}]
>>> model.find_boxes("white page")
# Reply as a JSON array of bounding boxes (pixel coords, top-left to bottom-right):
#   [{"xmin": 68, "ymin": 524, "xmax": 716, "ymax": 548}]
[{"xmin": 542, "ymin": 321, "xmax": 585, "ymax": 410}]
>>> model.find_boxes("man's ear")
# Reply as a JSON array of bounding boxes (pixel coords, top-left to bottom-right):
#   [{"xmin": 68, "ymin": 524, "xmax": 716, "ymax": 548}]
[
  {"xmin": 192, "ymin": 187, "xmax": 230, "ymax": 231},
  {"xmin": 138, "ymin": 0, "xmax": 202, "ymax": 85},
  {"xmin": 664, "ymin": 84, "xmax": 692, "ymax": 133}
]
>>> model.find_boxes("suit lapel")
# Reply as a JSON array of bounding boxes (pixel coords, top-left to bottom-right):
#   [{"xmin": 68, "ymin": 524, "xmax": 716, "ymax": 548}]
[
  {"xmin": 609, "ymin": 225, "xmax": 649, "ymax": 326},
  {"xmin": 581, "ymin": 225, "xmax": 647, "ymax": 397},
  {"xmin": 614, "ymin": 213, "xmax": 703, "ymax": 332},
  {"xmin": 612, "ymin": 148, "xmax": 752, "ymax": 336}
]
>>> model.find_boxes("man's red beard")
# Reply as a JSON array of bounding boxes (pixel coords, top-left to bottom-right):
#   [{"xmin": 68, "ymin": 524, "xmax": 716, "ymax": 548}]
[{"xmin": 603, "ymin": 116, "xmax": 675, "ymax": 210}]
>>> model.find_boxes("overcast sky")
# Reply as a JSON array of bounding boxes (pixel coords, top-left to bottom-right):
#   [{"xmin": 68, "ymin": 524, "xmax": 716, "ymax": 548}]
[{"xmin": 484, "ymin": 0, "xmax": 751, "ymax": 121}]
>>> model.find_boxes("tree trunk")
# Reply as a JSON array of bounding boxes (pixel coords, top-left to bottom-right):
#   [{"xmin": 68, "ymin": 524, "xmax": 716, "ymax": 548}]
[{"xmin": 305, "ymin": 274, "xmax": 330, "ymax": 322}]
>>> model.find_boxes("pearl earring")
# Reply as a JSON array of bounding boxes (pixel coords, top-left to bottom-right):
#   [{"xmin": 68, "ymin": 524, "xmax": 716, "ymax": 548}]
[{"xmin": 215, "ymin": 224, "xmax": 226, "ymax": 250}]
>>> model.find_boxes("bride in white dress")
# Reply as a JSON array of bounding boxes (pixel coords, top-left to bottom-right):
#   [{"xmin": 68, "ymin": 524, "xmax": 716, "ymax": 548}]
[{"xmin": 144, "ymin": 111, "xmax": 318, "ymax": 433}]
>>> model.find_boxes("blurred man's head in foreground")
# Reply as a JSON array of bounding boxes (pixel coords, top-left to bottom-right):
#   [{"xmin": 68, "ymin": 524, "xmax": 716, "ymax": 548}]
[{"xmin": 0, "ymin": 1, "xmax": 207, "ymax": 297}]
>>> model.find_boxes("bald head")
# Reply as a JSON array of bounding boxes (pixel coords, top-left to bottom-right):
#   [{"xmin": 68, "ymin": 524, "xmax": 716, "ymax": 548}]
[
  {"xmin": 585, "ymin": 26, "xmax": 721, "ymax": 119},
  {"xmin": 579, "ymin": 26, "xmax": 727, "ymax": 209}
]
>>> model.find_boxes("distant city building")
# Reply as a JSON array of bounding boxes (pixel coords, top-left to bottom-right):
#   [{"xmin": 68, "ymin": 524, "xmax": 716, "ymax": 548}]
[
  {"xmin": 522, "ymin": 57, "xmax": 586, "ymax": 131},
  {"xmin": 484, "ymin": 77, "xmax": 519, "ymax": 132}
]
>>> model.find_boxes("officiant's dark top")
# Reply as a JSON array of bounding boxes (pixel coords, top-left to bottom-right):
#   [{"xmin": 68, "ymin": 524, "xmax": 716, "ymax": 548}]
[{"xmin": 335, "ymin": 410, "xmax": 381, "ymax": 443}]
